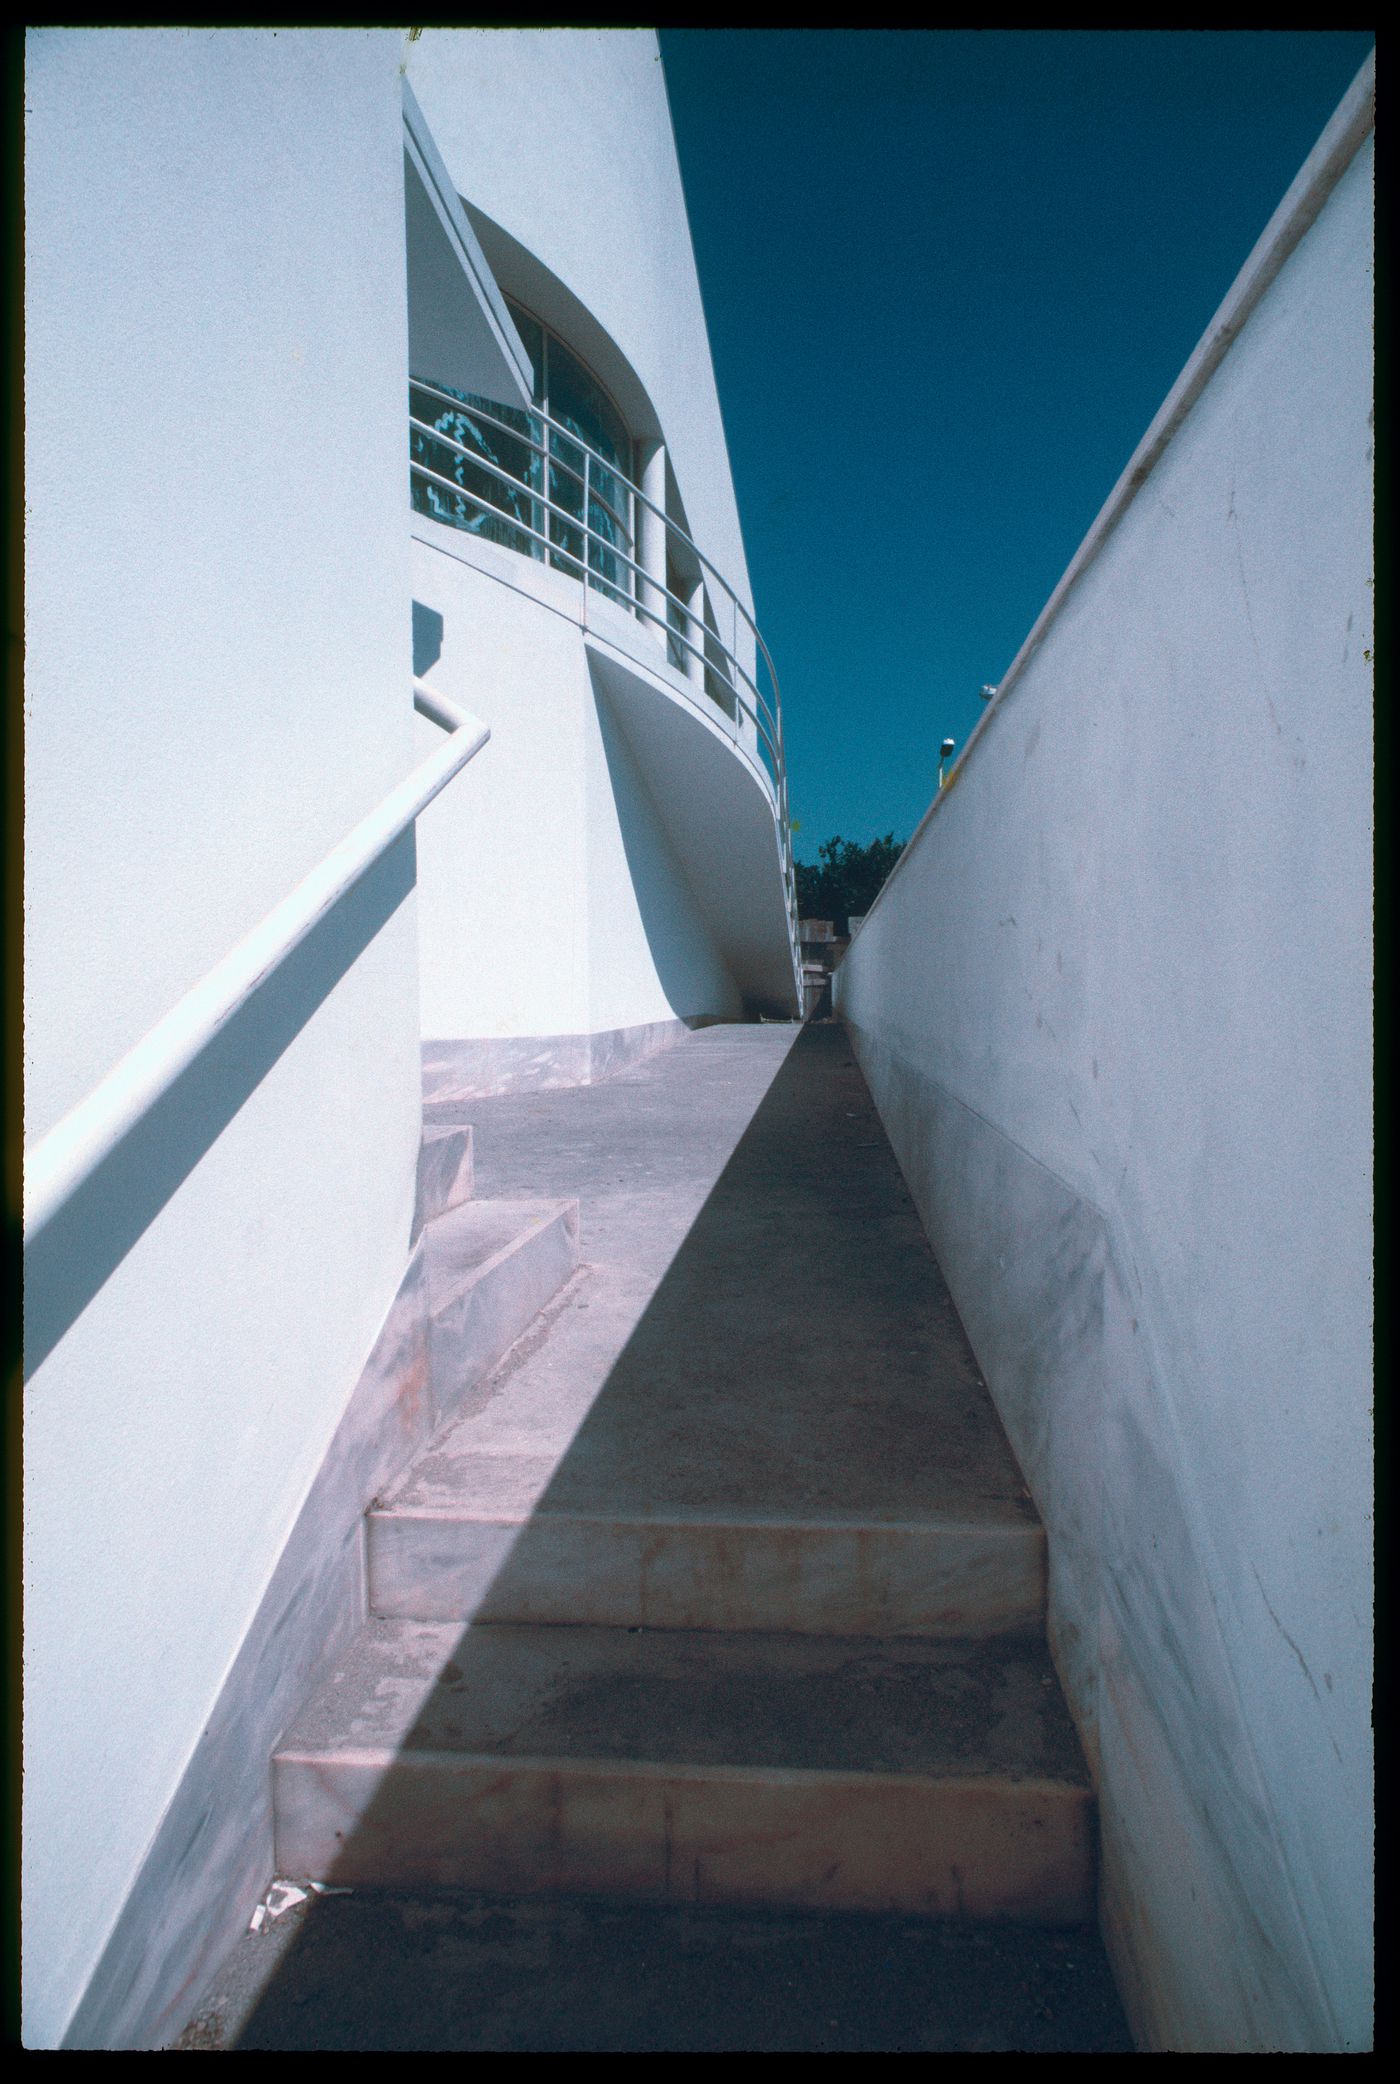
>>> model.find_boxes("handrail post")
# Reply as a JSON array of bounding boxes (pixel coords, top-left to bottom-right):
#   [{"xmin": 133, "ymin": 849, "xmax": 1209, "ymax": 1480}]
[
  {"xmin": 685, "ymin": 575, "xmax": 706, "ymax": 688},
  {"xmin": 637, "ymin": 438, "xmax": 668, "ymax": 650},
  {"xmin": 581, "ymin": 447, "xmax": 590, "ymax": 625},
  {"xmin": 530, "ymin": 408, "xmax": 545, "ymax": 562}
]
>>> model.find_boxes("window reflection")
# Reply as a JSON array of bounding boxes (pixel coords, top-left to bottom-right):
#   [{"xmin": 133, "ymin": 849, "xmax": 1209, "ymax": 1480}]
[{"xmin": 410, "ymin": 298, "xmax": 633, "ymax": 607}]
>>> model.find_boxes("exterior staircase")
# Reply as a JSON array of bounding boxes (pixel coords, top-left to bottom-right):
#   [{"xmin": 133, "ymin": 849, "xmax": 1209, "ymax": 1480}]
[{"xmin": 271, "ymin": 1025, "xmax": 1094, "ymax": 1928}]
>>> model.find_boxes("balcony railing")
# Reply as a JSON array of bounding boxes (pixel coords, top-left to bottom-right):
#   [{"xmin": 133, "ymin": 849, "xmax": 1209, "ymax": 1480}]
[{"xmin": 409, "ymin": 379, "xmax": 799, "ymax": 963}]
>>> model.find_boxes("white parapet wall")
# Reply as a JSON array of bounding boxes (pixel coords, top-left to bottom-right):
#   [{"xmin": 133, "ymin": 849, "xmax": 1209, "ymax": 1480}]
[
  {"xmin": 22, "ymin": 29, "xmax": 427, "ymax": 2048},
  {"xmin": 835, "ymin": 60, "xmax": 1373, "ymax": 2054}
]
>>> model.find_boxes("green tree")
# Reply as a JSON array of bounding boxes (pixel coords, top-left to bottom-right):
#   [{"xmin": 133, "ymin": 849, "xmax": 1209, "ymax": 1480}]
[{"xmin": 794, "ymin": 833, "xmax": 904, "ymax": 935}]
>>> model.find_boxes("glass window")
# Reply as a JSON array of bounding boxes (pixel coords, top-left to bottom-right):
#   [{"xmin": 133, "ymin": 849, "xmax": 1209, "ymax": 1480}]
[
  {"xmin": 409, "ymin": 298, "xmax": 634, "ymax": 608},
  {"xmin": 511, "ymin": 307, "xmax": 545, "ymax": 405},
  {"xmin": 665, "ymin": 555, "xmax": 691, "ymax": 676},
  {"xmin": 544, "ymin": 331, "xmax": 630, "ymax": 602},
  {"xmin": 408, "ymin": 378, "xmax": 541, "ymax": 559}
]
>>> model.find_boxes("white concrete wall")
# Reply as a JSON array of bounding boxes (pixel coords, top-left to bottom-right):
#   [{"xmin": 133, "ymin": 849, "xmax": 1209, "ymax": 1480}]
[
  {"xmin": 404, "ymin": 29, "xmax": 752, "ymax": 625},
  {"xmin": 836, "ymin": 84, "xmax": 1372, "ymax": 2054},
  {"xmin": 585, "ymin": 667, "xmax": 743, "ymax": 1035},
  {"xmin": 411, "ymin": 524, "xmax": 741, "ymax": 1045},
  {"xmin": 403, "ymin": 28, "xmax": 771, "ymax": 1056},
  {"xmin": 400, "ymin": 30, "xmax": 796, "ymax": 1050},
  {"xmin": 23, "ymin": 29, "xmax": 423, "ymax": 2045}
]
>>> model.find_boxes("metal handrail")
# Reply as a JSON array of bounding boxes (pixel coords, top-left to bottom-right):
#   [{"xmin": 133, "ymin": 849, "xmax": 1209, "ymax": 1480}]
[
  {"xmin": 22, "ymin": 679, "xmax": 489, "ymax": 1246},
  {"xmin": 409, "ymin": 381, "xmax": 634, "ymax": 541},
  {"xmin": 410, "ymin": 403, "xmax": 789, "ymax": 775},
  {"xmin": 412, "ymin": 449, "xmax": 797, "ymax": 929},
  {"xmin": 409, "ymin": 441, "xmax": 781, "ymax": 764},
  {"xmin": 409, "ymin": 380, "xmax": 800, "ymax": 965},
  {"xmin": 410, "ymin": 395, "xmax": 788, "ymax": 762},
  {"xmin": 414, "ymin": 379, "xmax": 762, "ymax": 669}
]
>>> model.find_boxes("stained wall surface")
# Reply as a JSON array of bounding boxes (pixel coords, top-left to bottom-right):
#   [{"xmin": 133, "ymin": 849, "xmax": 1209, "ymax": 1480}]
[
  {"xmin": 23, "ymin": 29, "xmax": 424, "ymax": 2046},
  {"xmin": 836, "ymin": 88, "xmax": 1373, "ymax": 2053}
]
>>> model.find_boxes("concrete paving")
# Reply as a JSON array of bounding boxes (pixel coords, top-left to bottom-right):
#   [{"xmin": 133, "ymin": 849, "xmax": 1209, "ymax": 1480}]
[
  {"xmin": 423, "ymin": 1021, "xmax": 1033, "ymax": 1526},
  {"xmin": 175, "ymin": 1020, "xmax": 1132, "ymax": 2047},
  {"xmin": 174, "ymin": 1887, "xmax": 1133, "ymax": 2052},
  {"xmin": 372, "ymin": 1021, "xmax": 1043, "ymax": 1636}
]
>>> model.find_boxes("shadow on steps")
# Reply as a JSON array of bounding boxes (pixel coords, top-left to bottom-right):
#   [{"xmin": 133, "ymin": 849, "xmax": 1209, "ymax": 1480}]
[
  {"xmin": 179, "ymin": 1887, "xmax": 1133, "ymax": 2052},
  {"xmin": 205, "ymin": 1023, "xmax": 1129, "ymax": 2049}
]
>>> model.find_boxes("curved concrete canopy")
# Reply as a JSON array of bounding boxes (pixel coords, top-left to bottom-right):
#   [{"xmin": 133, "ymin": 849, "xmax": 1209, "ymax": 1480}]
[
  {"xmin": 403, "ymin": 83, "xmax": 533, "ymax": 408},
  {"xmin": 583, "ymin": 608, "xmax": 800, "ymax": 1017}
]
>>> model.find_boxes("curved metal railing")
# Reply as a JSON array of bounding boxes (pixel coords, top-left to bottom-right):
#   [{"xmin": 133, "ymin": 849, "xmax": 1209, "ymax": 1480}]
[{"xmin": 408, "ymin": 378, "xmax": 799, "ymax": 964}]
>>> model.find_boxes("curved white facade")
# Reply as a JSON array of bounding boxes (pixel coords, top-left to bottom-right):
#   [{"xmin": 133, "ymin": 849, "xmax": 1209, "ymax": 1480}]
[
  {"xmin": 405, "ymin": 30, "xmax": 798, "ymax": 1083},
  {"xmin": 406, "ymin": 30, "xmax": 751, "ymax": 606},
  {"xmin": 22, "ymin": 28, "xmax": 795, "ymax": 2048}
]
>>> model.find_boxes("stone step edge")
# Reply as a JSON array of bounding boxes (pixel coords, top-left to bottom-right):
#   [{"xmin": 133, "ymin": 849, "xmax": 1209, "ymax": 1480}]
[
  {"xmin": 273, "ymin": 1746, "xmax": 1089, "ymax": 1796},
  {"xmin": 272, "ymin": 1745, "xmax": 1095, "ymax": 1918},
  {"xmin": 422, "ymin": 1201, "xmax": 581, "ymax": 1437},
  {"xmin": 426, "ymin": 1200, "xmax": 577, "ymax": 1322},
  {"xmin": 365, "ymin": 1506, "xmax": 1045, "ymax": 1635},
  {"xmin": 413, "ymin": 1122, "xmax": 475, "ymax": 1240},
  {"xmin": 368, "ymin": 1506, "xmax": 1044, "ymax": 1539}
]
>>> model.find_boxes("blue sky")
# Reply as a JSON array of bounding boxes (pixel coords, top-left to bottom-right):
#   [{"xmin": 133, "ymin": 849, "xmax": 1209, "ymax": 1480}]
[{"xmin": 658, "ymin": 29, "xmax": 1375, "ymax": 854}]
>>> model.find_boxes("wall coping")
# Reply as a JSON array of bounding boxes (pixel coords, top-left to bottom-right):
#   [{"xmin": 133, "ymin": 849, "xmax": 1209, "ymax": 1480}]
[{"xmin": 856, "ymin": 47, "xmax": 1375, "ymax": 936}]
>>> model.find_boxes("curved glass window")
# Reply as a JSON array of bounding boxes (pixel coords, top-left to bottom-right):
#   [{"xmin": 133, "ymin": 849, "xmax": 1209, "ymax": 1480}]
[{"xmin": 410, "ymin": 300, "xmax": 633, "ymax": 606}]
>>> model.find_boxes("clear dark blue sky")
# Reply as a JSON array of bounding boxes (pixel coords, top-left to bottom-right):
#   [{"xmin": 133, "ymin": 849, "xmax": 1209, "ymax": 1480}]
[{"xmin": 658, "ymin": 29, "xmax": 1374, "ymax": 853}]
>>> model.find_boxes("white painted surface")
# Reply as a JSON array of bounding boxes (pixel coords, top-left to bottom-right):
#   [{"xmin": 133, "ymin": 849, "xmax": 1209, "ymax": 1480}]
[
  {"xmin": 25, "ymin": 28, "xmax": 411, "ymax": 1139},
  {"xmin": 404, "ymin": 28, "xmax": 752, "ymax": 629},
  {"xmin": 24, "ymin": 688, "xmax": 485, "ymax": 1244},
  {"xmin": 24, "ymin": 23, "xmax": 791, "ymax": 2048},
  {"xmin": 401, "ymin": 80, "xmax": 534, "ymax": 411},
  {"xmin": 837, "ymin": 75, "xmax": 1372, "ymax": 2053},
  {"xmin": 403, "ymin": 28, "xmax": 796, "ymax": 1042},
  {"xmin": 411, "ymin": 522, "xmax": 746, "ymax": 1044},
  {"xmin": 23, "ymin": 29, "xmax": 426, "ymax": 2046}
]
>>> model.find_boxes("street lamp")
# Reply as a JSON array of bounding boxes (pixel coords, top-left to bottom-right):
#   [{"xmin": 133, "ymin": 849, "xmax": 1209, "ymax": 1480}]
[{"xmin": 939, "ymin": 736, "xmax": 956, "ymax": 788}]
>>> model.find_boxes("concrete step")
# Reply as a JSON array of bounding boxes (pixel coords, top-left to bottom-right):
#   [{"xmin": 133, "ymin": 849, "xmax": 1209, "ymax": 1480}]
[
  {"xmin": 372, "ymin": 1022, "xmax": 1045, "ymax": 1639},
  {"xmin": 273, "ymin": 1618, "xmax": 1094, "ymax": 1924},
  {"xmin": 413, "ymin": 1122, "xmax": 474, "ymax": 1241},
  {"xmin": 419, "ymin": 1199, "xmax": 580, "ymax": 1435},
  {"xmin": 368, "ymin": 1477, "xmax": 1044, "ymax": 1639}
]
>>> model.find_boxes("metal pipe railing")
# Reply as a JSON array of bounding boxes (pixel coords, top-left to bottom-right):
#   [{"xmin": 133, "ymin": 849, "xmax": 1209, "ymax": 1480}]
[
  {"xmin": 404, "ymin": 381, "xmax": 800, "ymax": 958},
  {"xmin": 409, "ymin": 425, "xmax": 772, "ymax": 732},
  {"xmin": 409, "ymin": 380, "xmax": 634, "ymax": 540},
  {"xmin": 410, "ymin": 448, "xmax": 785, "ymax": 789},
  {"xmin": 414, "ymin": 381, "xmax": 765, "ymax": 678},
  {"xmin": 23, "ymin": 680, "xmax": 489, "ymax": 1246},
  {"xmin": 409, "ymin": 382, "xmax": 800, "ymax": 967}
]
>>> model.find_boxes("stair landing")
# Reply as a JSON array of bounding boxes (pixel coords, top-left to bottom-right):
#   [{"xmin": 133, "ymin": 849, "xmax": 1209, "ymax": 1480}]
[
  {"xmin": 273, "ymin": 1024, "xmax": 1094, "ymax": 1951},
  {"xmin": 370, "ymin": 1023, "xmax": 1041, "ymax": 1636}
]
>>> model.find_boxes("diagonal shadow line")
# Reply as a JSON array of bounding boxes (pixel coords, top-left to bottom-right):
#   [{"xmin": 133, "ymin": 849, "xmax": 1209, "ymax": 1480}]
[
  {"xmin": 24, "ymin": 831, "xmax": 417, "ymax": 1377},
  {"xmin": 591, "ymin": 676, "xmax": 737, "ymax": 1024},
  {"xmin": 225, "ymin": 1022, "xmax": 1081, "ymax": 2050}
]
